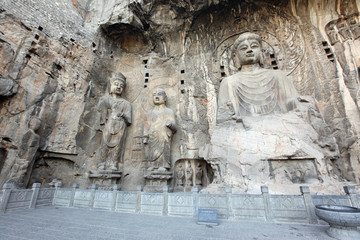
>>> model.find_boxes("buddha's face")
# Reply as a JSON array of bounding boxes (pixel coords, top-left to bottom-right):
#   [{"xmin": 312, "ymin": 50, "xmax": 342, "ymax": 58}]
[
  {"xmin": 110, "ymin": 79, "xmax": 125, "ymax": 95},
  {"xmin": 29, "ymin": 118, "xmax": 41, "ymax": 132},
  {"xmin": 153, "ymin": 89, "xmax": 166, "ymax": 105},
  {"xmin": 237, "ymin": 39, "xmax": 261, "ymax": 65}
]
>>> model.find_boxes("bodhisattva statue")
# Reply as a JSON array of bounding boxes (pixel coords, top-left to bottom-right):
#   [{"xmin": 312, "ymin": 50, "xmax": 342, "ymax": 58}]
[
  {"xmin": 97, "ymin": 73, "xmax": 132, "ymax": 171},
  {"xmin": 217, "ymin": 32, "xmax": 299, "ymax": 122},
  {"xmin": 143, "ymin": 88, "xmax": 177, "ymax": 172}
]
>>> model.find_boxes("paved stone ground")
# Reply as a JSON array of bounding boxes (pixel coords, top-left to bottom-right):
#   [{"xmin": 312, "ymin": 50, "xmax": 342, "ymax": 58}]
[{"xmin": 0, "ymin": 206, "xmax": 336, "ymax": 240}]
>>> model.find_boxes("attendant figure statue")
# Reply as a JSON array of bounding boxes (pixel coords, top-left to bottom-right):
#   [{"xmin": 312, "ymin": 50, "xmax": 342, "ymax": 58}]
[
  {"xmin": 143, "ymin": 88, "xmax": 177, "ymax": 172},
  {"xmin": 176, "ymin": 163, "xmax": 185, "ymax": 187},
  {"xmin": 97, "ymin": 73, "xmax": 132, "ymax": 171},
  {"xmin": 217, "ymin": 32, "xmax": 299, "ymax": 123},
  {"xmin": 185, "ymin": 161, "xmax": 193, "ymax": 187},
  {"xmin": 195, "ymin": 163, "xmax": 203, "ymax": 186}
]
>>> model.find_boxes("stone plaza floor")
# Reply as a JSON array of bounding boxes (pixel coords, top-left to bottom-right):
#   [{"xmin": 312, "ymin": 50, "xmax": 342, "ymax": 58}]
[{"xmin": 0, "ymin": 206, "xmax": 336, "ymax": 240}]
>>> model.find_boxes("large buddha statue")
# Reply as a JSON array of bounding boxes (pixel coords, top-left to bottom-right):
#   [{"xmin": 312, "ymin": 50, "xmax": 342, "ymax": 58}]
[
  {"xmin": 200, "ymin": 32, "xmax": 339, "ymax": 194},
  {"xmin": 217, "ymin": 32, "xmax": 299, "ymax": 122}
]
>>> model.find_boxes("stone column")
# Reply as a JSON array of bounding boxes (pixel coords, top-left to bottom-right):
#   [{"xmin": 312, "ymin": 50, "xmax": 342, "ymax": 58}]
[
  {"xmin": 300, "ymin": 186, "xmax": 318, "ymax": 224},
  {"xmin": 225, "ymin": 186, "xmax": 233, "ymax": 219},
  {"xmin": 111, "ymin": 184, "xmax": 120, "ymax": 211},
  {"xmin": 261, "ymin": 186, "xmax": 273, "ymax": 221},
  {"xmin": 53, "ymin": 182, "xmax": 62, "ymax": 205},
  {"xmin": 162, "ymin": 186, "xmax": 169, "ymax": 216},
  {"xmin": 69, "ymin": 183, "xmax": 79, "ymax": 207},
  {"xmin": 136, "ymin": 185, "xmax": 143, "ymax": 213},
  {"xmin": 0, "ymin": 183, "xmax": 14, "ymax": 213},
  {"xmin": 89, "ymin": 184, "xmax": 98, "ymax": 209},
  {"xmin": 344, "ymin": 186, "xmax": 359, "ymax": 208},
  {"xmin": 192, "ymin": 186, "xmax": 199, "ymax": 218},
  {"xmin": 29, "ymin": 183, "xmax": 41, "ymax": 209}
]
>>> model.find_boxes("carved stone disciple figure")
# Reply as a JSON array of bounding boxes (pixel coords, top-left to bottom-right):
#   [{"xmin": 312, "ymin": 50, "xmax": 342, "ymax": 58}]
[
  {"xmin": 217, "ymin": 32, "xmax": 299, "ymax": 122},
  {"xmin": 185, "ymin": 161, "xmax": 193, "ymax": 186},
  {"xmin": 7, "ymin": 116, "xmax": 41, "ymax": 187},
  {"xmin": 176, "ymin": 163, "xmax": 185, "ymax": 186},
  {"xmin": 97, "ymin": 73, "xmax": 132, "ymax": 171},
  {"xmin": 143, "ymin": 88, "xmax": 177, "ymax": 172},
  {"xmin": 195, "ymin": 163, "xmax": 203, "ymax": 186}
]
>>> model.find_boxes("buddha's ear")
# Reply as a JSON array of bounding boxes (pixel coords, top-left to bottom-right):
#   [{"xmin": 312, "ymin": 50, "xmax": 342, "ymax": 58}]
[
  {"xmin": 259, "ymin": 50, "xmax": 265, "ymax": 67},
  {"xmin": 232, "ymin": 52, "xmax": 242, "ymax": 70}
]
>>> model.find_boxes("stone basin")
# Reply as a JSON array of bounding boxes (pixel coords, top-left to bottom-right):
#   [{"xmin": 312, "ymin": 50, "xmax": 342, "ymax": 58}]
[{"xmin": 315, "ymin": 204, "xmax": 360, "ymax": 240}]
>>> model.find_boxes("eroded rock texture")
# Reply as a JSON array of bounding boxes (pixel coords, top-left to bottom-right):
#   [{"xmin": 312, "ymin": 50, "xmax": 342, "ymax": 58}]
[{"xmin": 0, "ymin": 0, "xmax": 359, "ymax": 193}]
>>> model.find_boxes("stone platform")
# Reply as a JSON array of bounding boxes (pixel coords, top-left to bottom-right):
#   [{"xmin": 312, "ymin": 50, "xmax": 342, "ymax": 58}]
[{"xmin": 0, "ymin": 206, "xmax": 336, "ymax": 240}]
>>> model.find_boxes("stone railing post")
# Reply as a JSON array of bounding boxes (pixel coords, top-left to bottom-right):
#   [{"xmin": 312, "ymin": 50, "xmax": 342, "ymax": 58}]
[
  {"xmin": 111, "ymin": 184, "xmax": 120, "ymax": 211},
  {"xmin": 89, "ymin": 184, "xmax": 98, "ymax": 209},
  {"xmin": 163, "ymin": 186, "xmax": 169, "ymax": 216},
  {"xmin": 29, "ymin": 183, "xmax": 41, "ymax": 209},
  {"xmin": 300, "ymin": 186, "xmax": 318, "ymax": 224},
  {"xmin": 52, "ymin": 182, "xmax": 62, "ymax": 205},
  {"xmin": 0, "ymin": 183, "xmax": 14, "ymax": 213},
  {"xmin": 69, "ymin": 183, "xmax": 79, "ymax": 207},
  {"xmin": 225, "ymin": 186, "xmax": 233, "ymax": 219},
  {"xmin": 261, "ymin": 186, "xmax": 273, "ymax": 221},
  {"xmin": 136, "ymin": 185, "xmax": 143, "ymax": 213},
  {"xmin": 192, "ymin": 186, "xmax": 199, "ymax": 218},
  {"xmin": 344, "ymin": 186, "xmax": 359, "ymax": 208}
]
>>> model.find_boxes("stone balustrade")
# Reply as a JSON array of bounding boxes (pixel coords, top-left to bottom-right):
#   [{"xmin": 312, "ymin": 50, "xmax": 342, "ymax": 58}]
[
  {"xmin": 1, "ymin": 183, "xmax": 359, "ymax": 225},
  {"xmin": 0, "ymin": 183, "xmax": 55, "ymax": 213}
]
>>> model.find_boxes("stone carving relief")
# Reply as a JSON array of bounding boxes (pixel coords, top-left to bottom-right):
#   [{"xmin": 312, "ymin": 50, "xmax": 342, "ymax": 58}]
[
  {"xmin": 0, "ymin": 75, "xmax": 18, "ymax": 97},
  {"xmin": 5, "ymin": 116, "xmax": 41, "ymax": 188},
  {"xmin": 325, "ymin": 14, "xmax": 360, "ymax": 110},
  {"xmin": 174, "ymin": 159, "xmax": 212, "ymax": 192},
  {"xmin": 325, "ymin": 14, "xmax": 360, "ymax": 43},
  {"xmin": 200, "ymin": 32, "xmax": 340, "ymax": 193},
  {"xmin": 143, "ymin": 88, "xmax": 177, "ymax": 192}
]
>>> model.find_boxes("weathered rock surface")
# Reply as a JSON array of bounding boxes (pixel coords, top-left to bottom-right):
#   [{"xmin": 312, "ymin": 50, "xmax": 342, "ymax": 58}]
[{"xmin": 0, "ymin": 0, "xmax": 359, "ymax": 193}]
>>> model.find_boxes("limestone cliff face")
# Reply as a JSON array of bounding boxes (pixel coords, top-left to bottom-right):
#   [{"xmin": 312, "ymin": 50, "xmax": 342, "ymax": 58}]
[{"xmin": 0, "ymin": 0, "xmax": 359, "ymax": 192}]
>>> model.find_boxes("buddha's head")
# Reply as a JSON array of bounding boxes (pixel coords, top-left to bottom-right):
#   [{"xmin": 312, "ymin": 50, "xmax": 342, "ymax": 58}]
[
  {"xmin": 109, "ymin": 73, "xmax": 126, "ymax": 96},
  {"xmin": 153, "ymin": 88, "xmax": 167, "ymax": 105},
  {"xmin": 233, "ymin": 32, "xmax": 263, "ymax": 68},
  {"xmin": 28, "ymin": 116, "xmax": 41, "ymax": 132}
]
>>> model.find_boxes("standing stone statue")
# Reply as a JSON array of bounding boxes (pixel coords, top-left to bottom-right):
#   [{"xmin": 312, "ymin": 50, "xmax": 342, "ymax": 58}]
[
  {"xmin": 97, "ymin": 73, "xmax": 132, "ymax": 171},
  {"xmin": 6, "ymin": 116, "xmax": 41, "ymax": 187},
  {"xmin": 143, "ymin": 88, "xmax": 177, "ymax": 172},
  {"xmin": 185, "ymin": 161, "xmax": 193, "ymax": 187},
  {"xmin": 175, "ymin": 163, "xmax": 185, "ymax": 187},
  {"xmin": 217, "ymin": 32, "xmax": 299, "ymax": 123},
  {"xmin": 195, "ymin": 163, "xmax": 203, "ymax": 186}
]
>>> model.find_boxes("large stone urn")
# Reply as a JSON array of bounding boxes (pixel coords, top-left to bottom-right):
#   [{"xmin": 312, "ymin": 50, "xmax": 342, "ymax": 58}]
[{"xmin": 315, "ymin": 205, "xmax": 360, "ymax": 240}]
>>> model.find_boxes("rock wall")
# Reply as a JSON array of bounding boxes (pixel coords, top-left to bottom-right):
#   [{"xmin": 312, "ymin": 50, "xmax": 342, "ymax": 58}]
[{"xmin": 0, "ymin": 0, "xmax": 359, "ymax": 193}]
